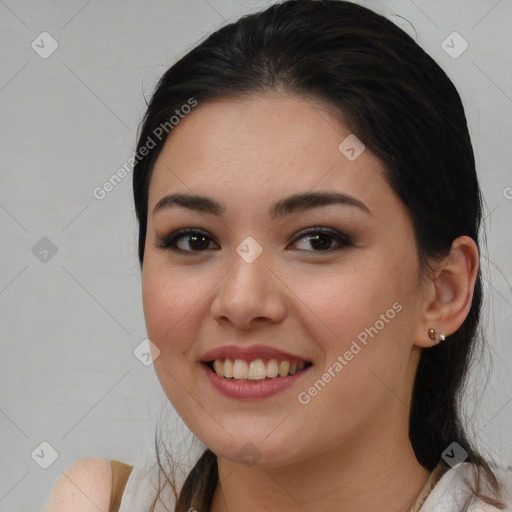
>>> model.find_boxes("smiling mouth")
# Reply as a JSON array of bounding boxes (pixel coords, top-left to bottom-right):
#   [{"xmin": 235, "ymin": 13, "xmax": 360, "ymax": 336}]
[{"xmin": 205, "ymin": 358, "xmax": 312, "ymax": 381}]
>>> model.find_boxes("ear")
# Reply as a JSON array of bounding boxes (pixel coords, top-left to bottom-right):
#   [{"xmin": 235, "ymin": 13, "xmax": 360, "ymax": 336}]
[{"xmin": 413, "ymin": 236, "xmax": 479, "ymax": 347}]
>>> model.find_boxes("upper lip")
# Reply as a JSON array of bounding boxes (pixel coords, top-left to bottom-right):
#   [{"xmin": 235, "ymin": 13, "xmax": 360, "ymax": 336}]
[{"xmin": 200, "ymin": 344, "xmax": 310, "ymax": 363}]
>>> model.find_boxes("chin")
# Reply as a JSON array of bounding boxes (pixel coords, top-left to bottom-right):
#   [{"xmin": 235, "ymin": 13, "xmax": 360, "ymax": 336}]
[{"xmin": 197, "ymin": 430, "xmax": 310, "ymax": 470}]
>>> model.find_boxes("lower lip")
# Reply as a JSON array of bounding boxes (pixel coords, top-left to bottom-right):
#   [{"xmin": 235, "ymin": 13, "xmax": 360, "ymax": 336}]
[{"xmin": 202, "ymin": 363, "xmax": 311, "ymax": 399}]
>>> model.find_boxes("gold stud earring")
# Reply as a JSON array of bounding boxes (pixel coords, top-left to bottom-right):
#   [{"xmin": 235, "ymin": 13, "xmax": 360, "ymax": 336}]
[{"xmin": 428, "ymin": 328, "xmax": 436, "ymax": 342}]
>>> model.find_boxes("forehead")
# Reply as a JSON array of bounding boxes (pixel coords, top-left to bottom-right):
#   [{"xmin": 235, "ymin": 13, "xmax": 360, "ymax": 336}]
[{"xmin": 148, "ymin": 92, "xmax": 390, "ymax": 216}]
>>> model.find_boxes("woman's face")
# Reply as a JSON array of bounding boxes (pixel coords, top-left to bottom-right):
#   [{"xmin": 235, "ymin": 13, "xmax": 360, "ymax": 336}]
[{"xmin": 142, "ymin": 92, "xmax": 426, "ymax": 467}]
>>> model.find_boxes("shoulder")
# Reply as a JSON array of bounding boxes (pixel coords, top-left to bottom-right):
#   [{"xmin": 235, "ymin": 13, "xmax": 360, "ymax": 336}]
[
  {"xmin": 490, "ymin": 465, "xmax": 512, "ymax": 510},
  {"xmin": 42, "ymin": 457, "xmax": 112, "ymax": 512},
  {"xmin": 465, "ymin": 463, "xmax": 512, "ymax": 510},
  {"xmin": 426, "ymin": 463, "xmax": 512, "ymax": 512}
]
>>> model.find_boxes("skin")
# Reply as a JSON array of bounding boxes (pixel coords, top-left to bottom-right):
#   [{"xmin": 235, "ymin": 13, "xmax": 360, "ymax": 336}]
[{"xmin": 141, "ymin": 91, "xmax": 479, "ymax": 512}]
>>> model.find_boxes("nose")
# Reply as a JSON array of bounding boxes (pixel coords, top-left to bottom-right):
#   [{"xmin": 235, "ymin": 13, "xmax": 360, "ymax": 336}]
[{"xmin": 210, "ymin": 245, "xmax": 287, "ymax": 330}]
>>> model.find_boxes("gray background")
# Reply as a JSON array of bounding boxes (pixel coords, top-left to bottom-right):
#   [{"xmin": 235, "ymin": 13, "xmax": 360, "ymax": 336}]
[{"xmin": 0, "ymin": 0, "xmax": 511, "ymax": 510}]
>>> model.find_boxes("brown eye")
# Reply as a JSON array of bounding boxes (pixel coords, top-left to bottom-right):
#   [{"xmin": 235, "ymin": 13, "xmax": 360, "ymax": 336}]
[
  {"xmin": 156, "ymin": 228, "xmax": 219, "ymax": 253},
  {"xmin": 290, "ymin": 227, "xmax": 352, "ymax": 252}
]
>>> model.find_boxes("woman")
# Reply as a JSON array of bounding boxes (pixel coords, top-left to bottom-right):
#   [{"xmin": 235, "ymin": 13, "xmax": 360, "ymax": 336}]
[{"xmin": 44, "ymin": 0, "xmax": 511, "ymax": 511}]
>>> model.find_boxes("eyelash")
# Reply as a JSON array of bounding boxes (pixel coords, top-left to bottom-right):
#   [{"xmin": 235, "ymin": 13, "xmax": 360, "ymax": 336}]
[{"xmin": 155, "ymin": 227, "xmax": 352, "ymax": 255}]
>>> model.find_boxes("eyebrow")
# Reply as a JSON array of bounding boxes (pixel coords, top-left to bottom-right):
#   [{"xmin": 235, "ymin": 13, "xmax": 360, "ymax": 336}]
[{"xmin": 152, "ymin": 191, "xmax": 372, "ymax": 219}]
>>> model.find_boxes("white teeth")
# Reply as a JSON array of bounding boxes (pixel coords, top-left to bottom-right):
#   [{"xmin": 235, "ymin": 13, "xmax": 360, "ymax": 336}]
[
  {"xmin": 278, "ymin": 361, "xmax": 290, "ymax": 377},
  {"xmin": 211, "ymin": 358, "xmax": 308, "ymax": 379},
  {"xmin": 233, "ymin": 359, "xmax": 248, "ymax": 379},
  {"xmin": 266, "ymin": 359, "xmax": 279, "ymax": 378},
  {"xmin": 248, "ymin": 359, "xmax": 266, "ymax": 380},
  {"xmin": 223, "ymin": 359, "xmax": 233, "ymax": 378}
]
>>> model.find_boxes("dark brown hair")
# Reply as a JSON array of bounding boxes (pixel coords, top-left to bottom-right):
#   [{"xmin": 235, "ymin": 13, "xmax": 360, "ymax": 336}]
[{"xmin": 132, "ymin": 1, "xmax": 506, "ymax": 509}]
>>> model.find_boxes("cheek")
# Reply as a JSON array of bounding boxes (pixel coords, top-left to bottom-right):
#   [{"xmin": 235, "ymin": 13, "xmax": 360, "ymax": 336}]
[
  {"xmin": 141, "ymin": 265, "xmax": 204, "ymax": 407},
  {"xmin": 291, "ymin": 250, "xmax": 419, "ymax": 390},
  {"xmin": 289, "ymin": 262, "xmax": 406, "ymax": 349},
  {"xmin": 141, "ymin": 262, "xmax": 199, "ymax": 355}
]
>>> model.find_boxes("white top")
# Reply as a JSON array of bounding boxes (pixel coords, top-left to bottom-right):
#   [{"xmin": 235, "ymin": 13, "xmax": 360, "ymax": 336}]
[
  {"xmin": 118, "ymin": 460, "xmax": 512, "ymax": 512},
  {"xmin": 117, "ymin": 457, "xmax": 183, "ymax": 512}
]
